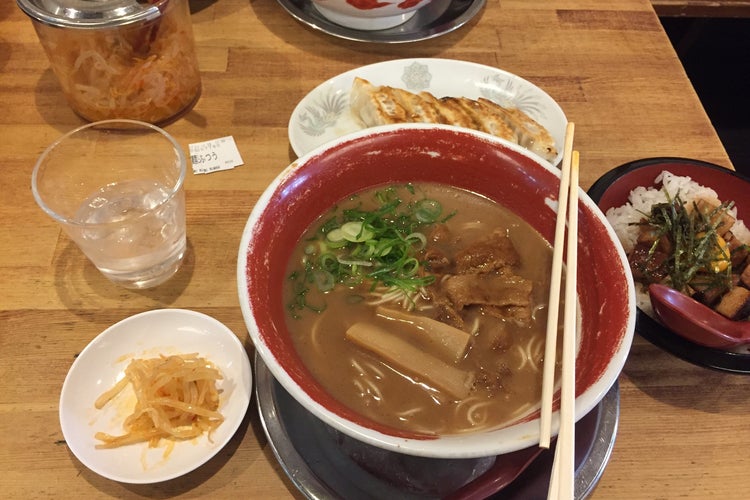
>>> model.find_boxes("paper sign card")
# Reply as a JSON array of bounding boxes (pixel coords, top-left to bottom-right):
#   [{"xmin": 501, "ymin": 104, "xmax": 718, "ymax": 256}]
[{"xmin": 189, "ymin": 136, "xmax": 244, "ymax": 174}]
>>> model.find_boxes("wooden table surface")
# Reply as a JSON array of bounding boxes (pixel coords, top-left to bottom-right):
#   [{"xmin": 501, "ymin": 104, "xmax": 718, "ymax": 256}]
[{"xmin": 2, "ymin": 0, "xmax": 748, "ymax": 498}]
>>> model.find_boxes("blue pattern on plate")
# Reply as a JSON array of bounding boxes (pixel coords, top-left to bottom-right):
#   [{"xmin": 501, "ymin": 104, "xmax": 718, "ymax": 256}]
[
  {"xmin": 298, "ymin": 91, "xmax": 348, "ymax": 136},
  {"xmin": 401, "ymin": 61, "xmax": 432, "ymax": 90},
  {"xmin": 479, "ymin": 74, "xmax": 547, "ymax": 121}
]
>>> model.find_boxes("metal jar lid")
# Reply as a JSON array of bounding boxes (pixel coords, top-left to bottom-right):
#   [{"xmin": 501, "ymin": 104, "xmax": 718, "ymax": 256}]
[{"xmin": 17, "ymin": 0, "xmax": 166, "ymax": 29}]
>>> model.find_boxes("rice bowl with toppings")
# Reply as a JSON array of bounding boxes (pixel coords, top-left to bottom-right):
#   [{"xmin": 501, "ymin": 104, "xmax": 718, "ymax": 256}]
[
  {"xmin": 605, "ymin": 170, "xmax": 750, "ymax": 317},
  {"xmin": 588, "ymin": 157, "xmax": 750, "ymax": 369}
]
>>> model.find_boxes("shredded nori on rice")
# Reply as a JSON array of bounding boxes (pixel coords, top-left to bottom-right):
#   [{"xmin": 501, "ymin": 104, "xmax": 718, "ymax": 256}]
[{"xmin": 632, "ymin": 191, "xmax": 734, "ymax": 294}]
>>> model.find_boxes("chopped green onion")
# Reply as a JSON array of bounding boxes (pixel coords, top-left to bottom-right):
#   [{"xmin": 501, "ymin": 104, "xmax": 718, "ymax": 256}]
[
  {"xmin": 326, "ymin": 228, "xmax": 346, "ymax": 243},
  {"xmin": 405, "ymin": 232, "xmax": 427, "ymax": 250},
  {"xmin": 312, "ymin": 269, "xmax": 335, "ymax": 292},
  {"xmin": 341, "ymin": 221, "xmax": 374, "ymax": 242},
  {"xmin": 414, "ymin": 199, "xmax": 442, "ymax": 223},
  {"xmin": 286, "ymin": 185, "xmax": 447, "ymax": 316}
]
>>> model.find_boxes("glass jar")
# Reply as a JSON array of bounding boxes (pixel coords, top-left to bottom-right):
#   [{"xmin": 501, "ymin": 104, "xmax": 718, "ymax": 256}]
[{"xmin": 17, "ymin": 0, "xmax": 202, "ymax": 125}]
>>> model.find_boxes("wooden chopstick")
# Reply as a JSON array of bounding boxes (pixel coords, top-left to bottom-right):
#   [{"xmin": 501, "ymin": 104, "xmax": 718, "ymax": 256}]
[
  {"xmin": 548, "ymin": 151, "xmax": 580, "ymax": 500},
  {"xmin": 540, "ymin": 122, "xmax": 576, "ymax": 449}
]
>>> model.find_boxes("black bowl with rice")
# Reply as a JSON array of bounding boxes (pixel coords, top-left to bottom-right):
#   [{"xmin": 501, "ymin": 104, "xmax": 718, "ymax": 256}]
[{"xmin": 589, "ymin": 157, "xmax": 750, "ymax": 373}]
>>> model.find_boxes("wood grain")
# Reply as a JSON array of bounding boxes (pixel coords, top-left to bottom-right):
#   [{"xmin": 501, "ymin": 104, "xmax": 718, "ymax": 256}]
[{"xmin": 1, "ymin": 0, "xmax": 748, "ymax": 498}]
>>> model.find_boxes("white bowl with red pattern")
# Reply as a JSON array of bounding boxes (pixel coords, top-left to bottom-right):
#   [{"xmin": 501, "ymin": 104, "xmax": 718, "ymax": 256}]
[{"xmin": 311, "ymin": 0, "xmax": 434, "ymax": 30}]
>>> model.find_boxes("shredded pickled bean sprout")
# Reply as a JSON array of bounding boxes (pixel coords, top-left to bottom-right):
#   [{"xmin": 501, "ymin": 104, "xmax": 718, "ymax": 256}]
[
  {"xmin": 94, "ymin": 354, "xmax": 224, "ymax": 449},
  {"xmin": 34, "ymin": 0, "xmax": 200, "ymax": 123}
]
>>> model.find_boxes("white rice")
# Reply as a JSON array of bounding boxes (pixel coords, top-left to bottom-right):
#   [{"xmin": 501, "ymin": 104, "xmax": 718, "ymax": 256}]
[{"xmin": 605, "ymin": 170, "xmax": 750, "ymax": 317}]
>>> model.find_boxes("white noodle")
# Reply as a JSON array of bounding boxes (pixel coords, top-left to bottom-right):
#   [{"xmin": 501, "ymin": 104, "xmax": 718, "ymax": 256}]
[
  {"xmin": 362, "ymin": 378, "xmax": 383, "ymax": 402},
  {"xmin": 459, "ymin": 221, "xmax": 484, "ymax": 231},
  {"xmin": 395, "ymin": 407, "xmax": 423, "ymax": 418},
  {"xmin": 465, "ymin": 400, "xmax": 492, "ymax": 427},
  {"xmin": 350, "ymin": 358, "xmax": 365, "ymax": 376},
  {"xmin": 360, "ymin": 360, "xmax": 385, "ymax": 380},
  {"xmin": 516, "ymin": 344, "xmax": 528, "ymax": 370},
  {"xmin": 353, "ymin": 379, "xmax": 365, "ymax": 396},
  {"xmin": 509, "ymin": 401, "xmax": 535, "ymax": 419},
  {"xmin": 532, "ymin": 336, "xmax": 544, "ymax": 362},
  {"xmin": 531, "ymin": 303, "xmax": 546, "ymax": 321},
  {"xmin": 310, "ymin": 313, "xmax": 326, "ymax": 356},
  {"xmin": 351, "ymin": 357, "xmax": 385, "ymax": 403},
  {"xmin": 525, "ymin": 336, "xmax": 543, "ymax": 373}
]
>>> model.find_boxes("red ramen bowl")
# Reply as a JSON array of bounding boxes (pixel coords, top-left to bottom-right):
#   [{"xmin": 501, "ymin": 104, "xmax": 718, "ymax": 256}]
[
  {"xmin": 310, "ymin": 0, "xmax": 434, "ymax": 31},
  {"xmin": 238, "ymin": 124, "xmax": 635, "ymax": 458}
]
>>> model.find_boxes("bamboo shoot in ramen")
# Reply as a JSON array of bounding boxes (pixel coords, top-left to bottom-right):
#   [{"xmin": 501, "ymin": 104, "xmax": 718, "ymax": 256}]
[{"xmin": 283, "ymin": 183, "xmax": 562, "ymax": 435}]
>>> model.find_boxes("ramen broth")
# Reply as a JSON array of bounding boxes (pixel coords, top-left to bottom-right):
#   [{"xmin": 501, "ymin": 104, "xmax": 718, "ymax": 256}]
[{"xmin": 284, "ymin": 183, "xmax": 562, "ymax": 435}]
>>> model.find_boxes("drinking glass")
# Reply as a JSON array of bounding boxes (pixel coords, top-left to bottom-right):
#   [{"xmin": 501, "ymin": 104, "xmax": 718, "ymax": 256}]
[{"xmin": 32, "ymin": 119, "xmax": 187, "ymax": 289}]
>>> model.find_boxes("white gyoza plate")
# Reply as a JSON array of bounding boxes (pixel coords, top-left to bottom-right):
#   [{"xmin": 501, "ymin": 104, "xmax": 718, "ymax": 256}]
[
  {"xmin": 59, "ymin": 309, "xmax": 252, "ymax": 484},
  {"xmin": 288, "ymin": 58, "xmax": 568, "ymax": 165}
]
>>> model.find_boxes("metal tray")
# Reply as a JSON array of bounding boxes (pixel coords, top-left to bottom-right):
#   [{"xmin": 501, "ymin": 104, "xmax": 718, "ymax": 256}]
[
  {"xmin": 255, "ymin": 353, "xmax": 619, "ymax": 499},
  {"xmin": 275, "ymin": 0, "xmax": 485, "ymax": 43}
]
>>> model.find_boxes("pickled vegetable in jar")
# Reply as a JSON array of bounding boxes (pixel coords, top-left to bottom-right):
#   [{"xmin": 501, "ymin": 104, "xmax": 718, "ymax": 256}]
[{"xmin": 18, "ymin": 0, "xmax": 201, "ymax": 124}]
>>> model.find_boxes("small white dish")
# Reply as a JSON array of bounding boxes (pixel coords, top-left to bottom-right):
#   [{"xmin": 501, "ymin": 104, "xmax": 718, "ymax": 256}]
[
  {"xmin": 288, "ymin": 58, "xmax": 567, "ymax": 165},
  {"xmin": 59, "ymin": 309, "xmax": 253, "ymax": 484}
]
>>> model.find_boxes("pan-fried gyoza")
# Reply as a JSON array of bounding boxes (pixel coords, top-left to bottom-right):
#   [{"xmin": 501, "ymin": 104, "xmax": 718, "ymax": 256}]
[{"xmin": 349, "ymin": 77, "xmax": 559, "ymax": 163}]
